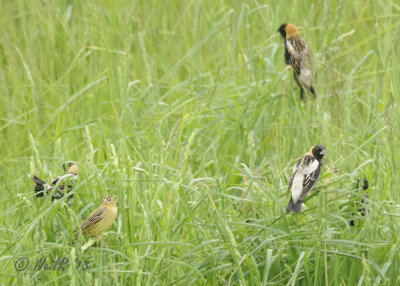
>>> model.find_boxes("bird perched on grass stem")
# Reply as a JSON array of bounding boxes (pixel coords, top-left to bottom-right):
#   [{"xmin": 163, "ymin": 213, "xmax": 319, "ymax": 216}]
[
  {"xmin": 278, "ymin": 23, "xmax": 316, "ymax": 100},
  {"xmin": 286, "ymin": 145, "xmax": 326, "ymax": 213},
  {"xmin": 33, "ymin": 163, "xmax": 78, "ymax": 202},
  {"xmin": 80, "ymin": 196, "xmax": 118, "ymax": 242},
  {"xmin": 350, "ymin": 178, "xmax": 369, "ymax": 226}
]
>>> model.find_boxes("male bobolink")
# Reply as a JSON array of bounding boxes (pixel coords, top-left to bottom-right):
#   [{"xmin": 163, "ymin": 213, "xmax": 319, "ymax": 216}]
[
  {"xmin": 80, "ymin": 196, "xmax": 118, "ymax": 239},
  {"xmin": 33, "ymin": 163, "xmax": 78, "ymax": 202},
  {"xmin": 278, "ymin": 23, "xmax": 316, "ymax": 100},
  {"xmin": 286, "ymin": 145, "xmax": 326, "ymax": 213},
  {"xmin": 349, "ymin": 178, "xmax": 369, "ymax": 226}
]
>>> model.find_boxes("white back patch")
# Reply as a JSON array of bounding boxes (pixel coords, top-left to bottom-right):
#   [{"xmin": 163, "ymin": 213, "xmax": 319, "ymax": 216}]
[
  {"xmin": 291, "ymin": 173, "xmax": 304, "ymax": 203},
  {"xmin": 291, "ymin": 159, "xmax": 319, "ymax": 203}
]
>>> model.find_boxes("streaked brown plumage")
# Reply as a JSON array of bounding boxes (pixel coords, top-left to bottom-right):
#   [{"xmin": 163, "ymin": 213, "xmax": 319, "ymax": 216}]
[
  {"xmin": 33, "ymin": 163, "xmax": 78, "ymax": 202},
  {"xmin": 278, "ymin": 23, "xmax": 316, "ymax": 100},
  {"xmin": 80, "ymin": 196, "xmax": 118, "ymax": 239}
]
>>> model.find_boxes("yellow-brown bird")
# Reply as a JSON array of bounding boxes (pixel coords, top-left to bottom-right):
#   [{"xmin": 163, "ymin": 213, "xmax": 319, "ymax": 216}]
[
  {"xmin": 278, "ymin": 23, "xmax": 316, "ymax": 100},
  {"xmin": 33, "ymin": 163, "xmax": 78, "ymax": 202},
  {"xmin": 80, "ymin": 196, "xmax": 118, "ymax": 239}
]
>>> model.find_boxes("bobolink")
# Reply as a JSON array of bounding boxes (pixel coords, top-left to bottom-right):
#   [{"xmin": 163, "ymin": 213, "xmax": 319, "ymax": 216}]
[
  {"xmin": 286, "ymin": 145, "xmax": 326, "ymax": 213},
  {"xmin": 349, "ymin": 178, "xmax": 369, "ymax": 226},
  {"xmin": 80, "ymin": 196, "xmax": 118, "ymax": 239},
  {"xmin": 278, "ymin": 23, "xmax": 316, "ymax": 100},
  {"xmin": 33, "ymin": 163, "xmax": 78, "ymax": 202}
]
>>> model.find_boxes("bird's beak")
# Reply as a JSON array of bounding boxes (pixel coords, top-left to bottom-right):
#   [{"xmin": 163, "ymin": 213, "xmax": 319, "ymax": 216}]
[{"xmin": 320, "ymin": 149, "xmax": 326, "ymax": 155}]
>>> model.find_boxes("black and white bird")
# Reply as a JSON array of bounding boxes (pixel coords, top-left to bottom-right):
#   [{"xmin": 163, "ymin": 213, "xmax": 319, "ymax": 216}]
[
  {"xmin": 286, "ymin": 145, "xmax": 326, "ymax": 213},
  {"xmin": 349, "ymin": 178, "xmax": 369, "ymax": 226},
  {"xmin": 278, "ymin": 23, "xmax": 316, "ymax": 100},
  {"xmin": 33, "ymin": 162, "xmax": 79, "ymax": 202}
]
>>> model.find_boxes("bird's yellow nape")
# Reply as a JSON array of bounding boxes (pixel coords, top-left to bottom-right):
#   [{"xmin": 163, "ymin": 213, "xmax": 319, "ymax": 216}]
[
  {"xmin": 285, "ymin": 23, "xmax": 298, "ymax": 37},
  {"xmin": 68, "ymin": 164, "xmax": 79, "ymax": 175}
]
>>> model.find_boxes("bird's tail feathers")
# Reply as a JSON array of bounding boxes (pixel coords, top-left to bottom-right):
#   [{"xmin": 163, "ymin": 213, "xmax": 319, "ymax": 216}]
[
  {"xmin": 286, "ymin": 197, "xmax": 302, "ymax": 213},
  {"xmin": 309, "ymin": 85, "xmax": 316, "ymax": 98},
  {"xmin": 33, "ymin": 175, "xmax": 46, "ymax": 197},
  {"xmin": 33, "ymin": 175, "xmax": 45, "ymax": 186}
]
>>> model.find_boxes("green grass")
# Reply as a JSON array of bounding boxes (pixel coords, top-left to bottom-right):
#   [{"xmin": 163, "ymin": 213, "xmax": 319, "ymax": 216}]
[{"xmin": 1, "ymin": 0, "xmax": 400, "ymax": 285}]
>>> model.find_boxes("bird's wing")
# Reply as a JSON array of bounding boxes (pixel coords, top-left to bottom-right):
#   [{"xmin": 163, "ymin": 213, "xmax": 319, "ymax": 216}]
[
  {"xmin": 52, "ymin": 173, "xmax": 76, "ymax": 185},
  {"xmin": 51, "ymin": 175, "xmax": 62, "ymax": 185},
  {"xmin": 286, "ymin": 157, "xmax": 302, "ymax": 197},
  {"xmin": 33, "ymin": 175, "xmax": 46, "ymax": 185},
  {"xmin": 301, "ymin": 159, "xmax": 322, "ymax": 199},
  {"xmin": 50, "ymin": 183, "xmax": 73, "ymax": 200},
  {"xmin": 300, "ymin": 44, "xmax": 313, "ymax": 68},
  {"xmin": 284, "ymin": 42, "xmax": 291, "ymax": 65},
  {"xmin": 81, "ymin": 207, "xmax": 106, "ymax": 233},
  {"xmin": 286, "ymin": 37, "xmax": 302, "ymax": 60},
  {"xmin": 286, "ymin": 37, "xmax": 303, "ymax": 74},
  {"xmin": 299, "ymin": 47, "xmax": 313, "ymax": 87}
]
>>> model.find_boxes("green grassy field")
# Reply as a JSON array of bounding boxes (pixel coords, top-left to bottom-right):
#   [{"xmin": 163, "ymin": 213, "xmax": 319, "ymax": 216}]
[{"xmin": 1, "ymin": 0, "xmax": 399, "ymax": 285}]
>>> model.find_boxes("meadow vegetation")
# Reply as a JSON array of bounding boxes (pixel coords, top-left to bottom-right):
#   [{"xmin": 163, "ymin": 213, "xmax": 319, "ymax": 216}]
[{"xmin": 0, "ymin": 0, "xmax": 399, "ymax": 284}]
